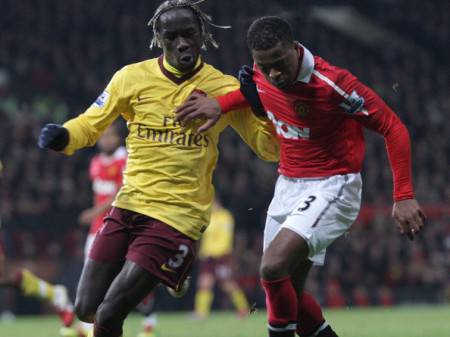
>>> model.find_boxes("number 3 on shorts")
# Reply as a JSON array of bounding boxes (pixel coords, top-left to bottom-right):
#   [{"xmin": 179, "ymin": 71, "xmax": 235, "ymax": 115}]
[
  {"xmin": 296, "ymin": 195, "xmax": 317, "ymax": 212},
  {"xmin": 168, "ymin": 244, "xmax": 189, "ymax": 269}
]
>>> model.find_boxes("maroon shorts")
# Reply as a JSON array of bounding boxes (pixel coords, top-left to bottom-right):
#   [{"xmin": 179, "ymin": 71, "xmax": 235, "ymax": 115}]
[
  {"xmin": 198, "ymin": 255, "xmax": 233, "ymax": 281},
  {"xmin": 89, "ymin": 207, "xmax": 197, "ymax": 290}
]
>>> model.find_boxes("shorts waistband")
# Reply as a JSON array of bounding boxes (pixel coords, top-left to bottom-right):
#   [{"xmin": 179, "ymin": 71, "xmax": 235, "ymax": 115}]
[{"xmin": 280, "ymin": 173, "xmax": 358, "ymax": 182}]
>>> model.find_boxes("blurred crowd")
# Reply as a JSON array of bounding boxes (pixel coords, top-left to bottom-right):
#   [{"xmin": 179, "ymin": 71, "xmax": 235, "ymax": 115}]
[{"xmin": 0, "ymin": 0, "xmax": 448, "ymax": 312}]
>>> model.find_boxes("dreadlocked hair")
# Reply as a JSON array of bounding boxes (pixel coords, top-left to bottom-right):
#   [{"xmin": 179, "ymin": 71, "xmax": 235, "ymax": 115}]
[
  {"xmin": 148, "ymin": 0, "xmax": 231, "ymax": 50},
  {"xmin": 247, "ymin": 16, "xmax": 294, "ymax": 51}
]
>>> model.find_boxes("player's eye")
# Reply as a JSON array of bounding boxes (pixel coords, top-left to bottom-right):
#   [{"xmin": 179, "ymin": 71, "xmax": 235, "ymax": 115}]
[{"xmin": 182, "ymin": 29, "xmax": 198, "ymax": 38}]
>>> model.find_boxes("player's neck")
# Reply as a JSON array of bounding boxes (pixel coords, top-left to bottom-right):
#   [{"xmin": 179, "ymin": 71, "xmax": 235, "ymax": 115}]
[{"xmin": 163, "ymin": 57, "xmax": 202, "ymax": 78}]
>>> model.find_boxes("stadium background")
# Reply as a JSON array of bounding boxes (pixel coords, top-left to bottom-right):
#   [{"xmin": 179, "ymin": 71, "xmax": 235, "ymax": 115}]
[{"xmin": 0, "ymin": 0, "xmax": 448, "ymax": 318}]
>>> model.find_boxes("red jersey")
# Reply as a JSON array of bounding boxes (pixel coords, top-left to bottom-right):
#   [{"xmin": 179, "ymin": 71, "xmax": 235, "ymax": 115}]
[
  {"xmin": 89, "ymin": 147, "xmax": 126, "ymax": 234},
  {"xmin": 218, "ymin": 45, "xmax": 414, "ymax": 201}
]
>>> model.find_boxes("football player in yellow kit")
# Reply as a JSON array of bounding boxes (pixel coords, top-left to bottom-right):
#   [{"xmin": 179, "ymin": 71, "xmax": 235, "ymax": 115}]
[
  {"xmin": 37, "ymin": 1, "xmax": 279, "ymax": 337},
  {"xmin": 194, "ymin": 197, "xmax": 249, "ymax": 319}
]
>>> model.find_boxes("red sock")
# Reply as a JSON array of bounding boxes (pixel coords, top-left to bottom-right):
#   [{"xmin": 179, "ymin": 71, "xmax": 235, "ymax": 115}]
[
  {"xmin": 296, "ymin": 292, "xmax": 325, "ymax": 336},
  {"xmin": 261, "ymin": 276, "xmax": 298, "ymax": 336}
]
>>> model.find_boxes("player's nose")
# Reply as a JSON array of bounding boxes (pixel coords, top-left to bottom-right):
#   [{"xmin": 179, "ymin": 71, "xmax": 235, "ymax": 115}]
[{"xmin": 176, "ymin": 38, "xmax": 190, "ymax": 53}]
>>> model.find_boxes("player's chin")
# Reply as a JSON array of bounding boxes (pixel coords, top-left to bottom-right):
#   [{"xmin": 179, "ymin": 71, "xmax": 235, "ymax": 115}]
[
  {"xmin": 271, "ymin": 76, "xmax": 295, "ymax": 89},
  {"xmin": 270, "ymin": 78, "xmax": 289, "ymax": 89},
  {"xmin": 177, "ymin": 54, "xmax": 196, "ymax": 71}
]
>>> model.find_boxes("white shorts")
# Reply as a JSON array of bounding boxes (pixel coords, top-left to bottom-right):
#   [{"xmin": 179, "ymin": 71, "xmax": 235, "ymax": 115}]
[
  {"xmin": 263, "ymin": 173, "xmax": 362, "ymax": 266},
  {"xmin": 84, "ymin": 233, "xmax": 96, "ymax": 259}
]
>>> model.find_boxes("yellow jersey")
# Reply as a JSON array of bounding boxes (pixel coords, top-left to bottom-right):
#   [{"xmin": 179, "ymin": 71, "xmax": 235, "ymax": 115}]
[
  {"xmin": 62, "ymin": 57, "xmax": 279, "ymax": 240},
  {"xmin": 199, "ymin": 206, "xmax": 234, "ymax": 258}
]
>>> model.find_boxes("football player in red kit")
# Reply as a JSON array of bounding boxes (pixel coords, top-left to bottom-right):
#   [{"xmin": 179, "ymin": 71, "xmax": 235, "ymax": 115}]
[
  {"xmin": 175, "ymin": 16, "xmax": 425, "ymax": 337},
  {"xmin": 78, "ymin": 124, "xmax": 127, "ymax": 259}
]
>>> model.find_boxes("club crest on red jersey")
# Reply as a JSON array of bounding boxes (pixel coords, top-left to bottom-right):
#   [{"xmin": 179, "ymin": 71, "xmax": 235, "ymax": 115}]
[
  {"xmin": 107, "ymin": 166, "xmax": 118, "ymax": 177},
  {"xmin": 294, "ymin": 100, "xmax": 309, "ymax": 117}
]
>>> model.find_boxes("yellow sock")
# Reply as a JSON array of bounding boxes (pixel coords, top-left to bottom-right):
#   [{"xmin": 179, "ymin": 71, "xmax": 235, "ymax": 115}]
[
  {"xmin": 194, "ymin": 289, "xmax": 213, "ymax": 317},
  {"xmin": 230, "ymin": 288, "xmax": 249, "ymax": 313},
  {"xmin": 20, "ymin": 269, "xmax": 55, "ymax": 301}
]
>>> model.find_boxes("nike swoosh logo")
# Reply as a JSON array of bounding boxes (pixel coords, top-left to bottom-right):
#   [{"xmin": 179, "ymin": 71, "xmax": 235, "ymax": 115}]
[
  {"xmin": 161, "ymin": 263, "xmax": 176, "ymax": 273},
  {"xmin": 257, "ymin": 88, "xmax": 266, "ymax": 94}
]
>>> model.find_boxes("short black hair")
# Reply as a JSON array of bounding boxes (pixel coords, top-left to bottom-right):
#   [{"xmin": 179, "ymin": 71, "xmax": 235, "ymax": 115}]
[{"xmin": 247, "ymin": 16, "xmax": 294, "ymax": 51}]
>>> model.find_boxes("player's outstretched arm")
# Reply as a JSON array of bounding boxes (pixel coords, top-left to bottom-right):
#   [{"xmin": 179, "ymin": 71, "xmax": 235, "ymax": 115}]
[
  {"xmin": 332, "ymin": 68, "xmax": 427, "ymax": 240},
  {"xmin": 38, "ymin": 123, "xmax": 69, "ymax": 151}
]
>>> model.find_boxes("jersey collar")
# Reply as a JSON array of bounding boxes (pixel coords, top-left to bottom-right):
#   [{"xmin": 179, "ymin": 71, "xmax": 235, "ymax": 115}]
[
  {"xmin": 296, "ymin": 44, "xmax": 315, "ymax": 84},
  {"xmin": 158, "ymin": 55, "xmax": 204, "ymax": 85}
]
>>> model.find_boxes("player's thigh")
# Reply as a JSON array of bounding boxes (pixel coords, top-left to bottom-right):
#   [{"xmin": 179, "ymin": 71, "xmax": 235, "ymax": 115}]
[
  {"xmin": 75, "ymin": 258, "xmax": 123, "ymax": 321},
  {"xmin": 261, "ymin": 228, "xmax": 310, "ymax": 280},
  {"xmin": 76, "ymin": 209, "xmax": 131, "ymax": 319},
  {"xmin": 97, "ymin": 260, "xmax": 160, "ymax": 320}
]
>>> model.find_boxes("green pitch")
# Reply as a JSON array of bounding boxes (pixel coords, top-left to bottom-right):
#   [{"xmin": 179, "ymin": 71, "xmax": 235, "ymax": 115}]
[{"xmin": 0, "ymin": 305, "xmax": 449, "ymax": 337}]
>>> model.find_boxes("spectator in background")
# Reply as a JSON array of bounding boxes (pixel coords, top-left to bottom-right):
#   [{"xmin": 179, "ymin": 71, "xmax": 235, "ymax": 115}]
[{"xmin": 0, "ymin": 160, "xmax": 74, "ymax": 328}]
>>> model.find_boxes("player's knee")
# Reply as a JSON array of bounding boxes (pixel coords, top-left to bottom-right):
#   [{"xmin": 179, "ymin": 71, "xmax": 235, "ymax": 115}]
[
  {"xmin": 260, "ymin": 258, "xmax": 289, "ymax": 280},
  {"xmin": 94, "ymin": 300, "xmax": 124, "ymax": 337},
  {"xmin": 75, "ymin": 296, "xmax": 96, "ymax": 323}
]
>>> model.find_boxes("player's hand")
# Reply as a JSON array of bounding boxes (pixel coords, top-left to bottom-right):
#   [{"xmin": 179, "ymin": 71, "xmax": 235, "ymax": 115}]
[
  {"xmin": 38, "ymin": 123, "xmax": 69, "ymax": 151},
  {"xmin": 79, "ymin": 208, "xmax": 95, "ymax": 226},
  {"xmin": 175, "ymin": 92, "xmax": 221, "ymax": 134},
  {"xmin": 238, "ymin": 65, "xmax": 266, "ymax": 117},
  {"xmin": 392, "ymin": 199, "xmax": 426, "ymax": 240}
]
